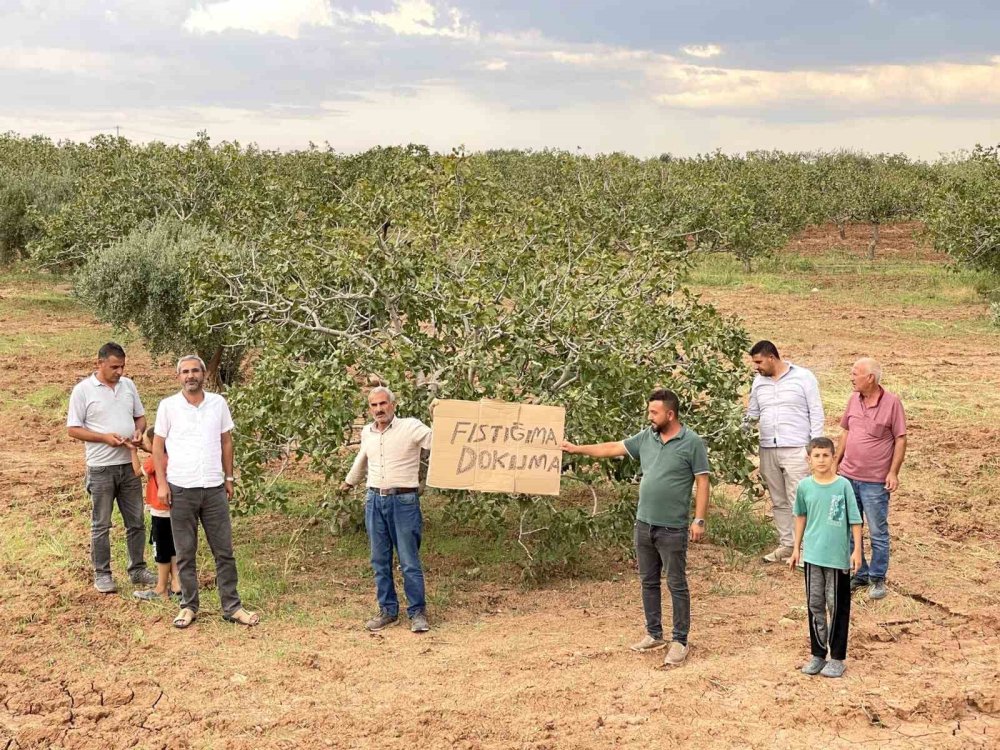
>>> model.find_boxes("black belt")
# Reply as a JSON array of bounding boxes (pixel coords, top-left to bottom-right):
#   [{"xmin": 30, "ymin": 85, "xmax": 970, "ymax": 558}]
[{"xmin": 369, "ymin": 487, "xmax": 419, "ymax": 496}]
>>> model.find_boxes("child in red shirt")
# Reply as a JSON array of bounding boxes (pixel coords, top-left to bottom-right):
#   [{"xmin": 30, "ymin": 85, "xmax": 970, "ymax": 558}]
[{"xmin": 129, "ymin": 427, "xmax": 181, "ymax": 600}]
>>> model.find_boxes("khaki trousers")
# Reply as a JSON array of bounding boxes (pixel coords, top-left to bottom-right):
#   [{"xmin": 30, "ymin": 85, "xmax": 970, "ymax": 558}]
[{"xmin": 759, "ymin": 446, "xmax": 810, "ymax": 548}]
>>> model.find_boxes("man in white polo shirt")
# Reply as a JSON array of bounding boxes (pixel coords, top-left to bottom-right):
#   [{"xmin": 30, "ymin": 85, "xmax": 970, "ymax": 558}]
[
  {"xmin": 341, "ymin": 386, "xmax": 433, "ymax": 633},
  {"xmin": 153, "ymin": 354, "xmax": 258, "ymax": 628},
  {"xmin": 67, "ymin": 342, "xmax": 156, "ymax": 593}
]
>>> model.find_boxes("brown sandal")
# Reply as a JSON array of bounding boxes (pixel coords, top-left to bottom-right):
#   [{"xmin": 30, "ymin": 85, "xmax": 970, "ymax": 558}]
[
  {"xmin": 223, "ymin": 608, "xmax": 260, "ymax": 626},
  {"xmin": 173, "ymin": 608, "xmax": 196, "ymax": 629}
]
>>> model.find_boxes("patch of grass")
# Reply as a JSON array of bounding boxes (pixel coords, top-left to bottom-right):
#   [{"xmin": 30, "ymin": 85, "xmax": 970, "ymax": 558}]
[
  {"xmin": 688, "ymin": 249, "xmax": 994, "ymax": 311},
  {"xmin": 24, "ymin": 383, "xmax": 69, "ymax": 418},
  {"xmin": 709, "ymin": 492, "xmax": 776, "ymax": 558},
  {"xmin": 0, "ymin": 327, "xmax": 111, "ymax": 357}
]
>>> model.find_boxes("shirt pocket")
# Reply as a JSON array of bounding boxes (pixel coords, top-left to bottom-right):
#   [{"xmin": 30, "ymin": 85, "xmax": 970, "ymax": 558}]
[{"xmin": 865, "ymin": 418, "xmax": 892, "ymax": 439}]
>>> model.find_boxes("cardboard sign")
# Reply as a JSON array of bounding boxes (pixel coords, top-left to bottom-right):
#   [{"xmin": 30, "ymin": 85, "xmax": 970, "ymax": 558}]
[{"xmin": 428, "ymin": 399, "xmax": 565, "ymax": 496}]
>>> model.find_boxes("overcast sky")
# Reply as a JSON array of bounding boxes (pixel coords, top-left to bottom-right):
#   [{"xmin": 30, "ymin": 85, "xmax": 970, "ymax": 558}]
[{"xmin": 2, "ymin": 0, "xmax": 999, "ymax": 158}]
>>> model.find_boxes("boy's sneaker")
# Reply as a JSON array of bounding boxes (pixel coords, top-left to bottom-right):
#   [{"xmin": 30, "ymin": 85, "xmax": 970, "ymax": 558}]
[
  {"xmin": 820, "ymin": 659, "xmax": 846, "ymax": 678},
  {"xmin": 365, "ymin": 609, "xmax": 398, "ymax": 631},
  {"xmin": 869, "ymin": 579, "xmax": 887, "ymax": 600},
  {"xmin": 762, "ymin": 546, "xmax": 793, "ymax": 563},
  {"xmin": 94, "ymin": 576, "xmax": 117, "ymax": 594},
  {"xmin": 630, "ymin": 635, "xmax": 667, "ymax": 652},
  {"xmin": 850, "ymin": 576, "xmax": 869, "ymax": 592},
  {"xmin": 801, "ymin": 656, "xmax": 826, "ymax": 675},
  {"xmin": 663, "ymin": 642, "xmax": 689, "ymax": 666}
]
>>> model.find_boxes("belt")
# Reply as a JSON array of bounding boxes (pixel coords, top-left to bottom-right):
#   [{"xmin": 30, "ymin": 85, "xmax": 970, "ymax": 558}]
[{"xmin": 369, "ymin": 487, "xmax": 419, "ymax": 496}]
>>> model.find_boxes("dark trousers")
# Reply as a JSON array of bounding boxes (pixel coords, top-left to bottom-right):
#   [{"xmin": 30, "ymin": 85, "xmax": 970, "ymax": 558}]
[
  {"xmin": 85, "ymin": 463, "xmax": 147, "ymax": 579},
  {"xmin": 804, "ymin": 562, "xmax": 852, "ymax": 660},
  {"xmin": 635, "ymin": 521, "xmax": 690, "ymax": 645},
  {"xmin": 168, "ymin": 483, "xmax": 242, "ymax": 616}
]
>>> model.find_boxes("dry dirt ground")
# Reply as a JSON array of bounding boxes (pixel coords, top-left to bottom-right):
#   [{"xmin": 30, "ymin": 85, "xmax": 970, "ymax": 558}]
[{"xmin": 1, "ymin": 224, "xmax": 998, "ymax": 749}]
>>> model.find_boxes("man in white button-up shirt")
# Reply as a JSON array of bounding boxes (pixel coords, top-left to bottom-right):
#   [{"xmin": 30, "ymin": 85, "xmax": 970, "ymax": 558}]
[
  {"xmin": 744, "ymin": 340, "xmax": 825, "ymax": 563},
  {"xmin": 153, "ymin": 355, "xmax": 258, "ymax": 628},
  {"xmin": 341, "ymin": 386, "xmax": 433, "ymax": 633}
]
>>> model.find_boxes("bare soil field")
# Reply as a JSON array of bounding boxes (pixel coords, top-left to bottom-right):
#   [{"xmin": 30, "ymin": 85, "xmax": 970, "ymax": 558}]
[{"xmin": 1, "ymin": 224, "xmax": 998, "ymax": 749}]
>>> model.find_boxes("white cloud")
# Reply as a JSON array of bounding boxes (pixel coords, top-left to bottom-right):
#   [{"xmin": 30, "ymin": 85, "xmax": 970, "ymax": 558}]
[
  {"xmin": 337, "ymin": 0, "xmax": 479, "ymax": 39},
  {"xmin": 0, "ymin": 46, "xmax": 115, "ymax": 73},
  {"xmin": 183, "ymin": 0, "xmax": 334, "ymax": 39},
  {"xmin": 651, "ymin": 58, "xmax": 1000, "ymax": 110},
  {"xmin": 681, "ymin": 44, "xmax": 722, "ymax": 59},
  {"xmin": 479, "ymin": 59, "xmax": 508, "ymax": 71}
]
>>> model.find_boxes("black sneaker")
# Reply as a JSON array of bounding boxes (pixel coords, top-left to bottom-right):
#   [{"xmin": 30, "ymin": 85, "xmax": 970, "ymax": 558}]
[
  {"xmin": 365, "ymin": 609, "xmax": 399, "ymax": 631},
  {"xmin": 850, "ymin": 576, "xmax": 869, "ymax": 592}
]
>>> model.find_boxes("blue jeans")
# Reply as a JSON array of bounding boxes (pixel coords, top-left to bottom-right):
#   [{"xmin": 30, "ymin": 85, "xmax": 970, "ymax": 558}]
[
  {"xmin": 848, "ymin": 479, "xmax": 890, "ymax": 582},
  {"xmin": 365, "ymin": 489, "xmax": 426, "ymax": 618}
]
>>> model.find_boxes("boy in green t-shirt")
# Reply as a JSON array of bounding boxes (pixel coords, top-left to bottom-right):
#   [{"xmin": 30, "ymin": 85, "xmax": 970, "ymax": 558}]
[{"xmin": 789, "ymin": 437, "xmax": 863, "ymax": 678}]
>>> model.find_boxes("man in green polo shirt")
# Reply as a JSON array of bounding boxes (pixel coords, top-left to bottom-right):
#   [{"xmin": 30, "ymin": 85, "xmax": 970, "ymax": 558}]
[{"xmin": 562, "ymin": 389, "xmax": 710, "ymax": 666}]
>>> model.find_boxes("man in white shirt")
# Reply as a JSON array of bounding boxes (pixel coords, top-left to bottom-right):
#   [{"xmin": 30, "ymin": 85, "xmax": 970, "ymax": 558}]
[
  {"xmin": 341, "ymin": 386, "xmax": 433, "ymax": 633},
  {"xmin": 67, "ymin": 342, "xmax": 156, "ymax": 592},
  {"xmin": 744, "ymin": 340, "xmax": 825, "ymax": 563},
  {"xmin": 153, "ymin": 355, "xmax": 258, "ymax": 628}
]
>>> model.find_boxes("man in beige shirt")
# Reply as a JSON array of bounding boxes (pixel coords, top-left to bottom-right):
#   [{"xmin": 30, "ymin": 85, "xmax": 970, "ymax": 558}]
[{"xmin": 341, "ymin": 386, "xmax": 433, "ymax": 632}]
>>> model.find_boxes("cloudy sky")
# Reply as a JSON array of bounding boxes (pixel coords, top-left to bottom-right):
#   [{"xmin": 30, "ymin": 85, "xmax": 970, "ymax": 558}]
[{"xmin": 2, "ymin": 0, "xmax": 999, "ymax": 157}]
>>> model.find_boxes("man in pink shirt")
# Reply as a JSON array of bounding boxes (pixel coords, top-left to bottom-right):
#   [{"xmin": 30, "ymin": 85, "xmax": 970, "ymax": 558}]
[{"xmin": 834, "ymin": 358, "xmax": 907, "ymax": 600}]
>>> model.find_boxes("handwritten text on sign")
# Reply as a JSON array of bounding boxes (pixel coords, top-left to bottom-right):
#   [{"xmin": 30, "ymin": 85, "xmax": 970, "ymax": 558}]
[{"xmin": 427, "ymin": 399, "xmax": 565, "ymax": 496}]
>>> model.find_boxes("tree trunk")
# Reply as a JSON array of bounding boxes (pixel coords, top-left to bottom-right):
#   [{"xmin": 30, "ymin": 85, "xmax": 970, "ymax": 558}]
[
  {"xmin": 742, "ymin": 256, "xmax": 752, "ymax": 273},
  {"xmin": 204, "ymin": 345, "xmax": 224, "ymax": 390},
  {"xmin": 867, "ymin": 222, "xmax": 880, "ymax": 260},
  {"xmin": 837, "ymin": 220, "xmax": 847, "ymax": 240}
]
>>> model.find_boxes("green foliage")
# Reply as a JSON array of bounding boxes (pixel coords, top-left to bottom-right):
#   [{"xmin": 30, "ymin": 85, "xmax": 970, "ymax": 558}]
[
  {"xmin": 179, "ymin": 148, "xmax": 756, "ymax": 517},
  {"xmin": 0, "ymin": 133, "xmax": 77, "ymax": 263},
  {"xmin": 814, "ymin": 151, "xmax": 932, "ymax": 258},
  {"xmin": 924, "ymin": 145, "xmax": 1000, "ymax": 301},
  {"xmin": 73, "ymin": 216, "xmax": 241, "ymax": 380}
]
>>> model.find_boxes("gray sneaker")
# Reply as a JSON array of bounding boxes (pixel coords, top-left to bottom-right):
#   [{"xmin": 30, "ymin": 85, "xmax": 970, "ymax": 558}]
[
  {"xmin": 630, "ymin": 635, "xmax": 668, "ymax": 652},
  {"xmin": 821, "ymin": 659, "xmax": 846, "ymax": 678},
  {"xmin": 801, "ymin": 656, "xmax": 826, "ymax": 675},
  {"xmin": 130, "ymin": 568, "xmax": 158, "ymax": 586},
  {"xmin": 365, "ymin": 609, "xmax": 398, "ymax": 631},
  {"xmin": 869, "ymin": 580, "xmax": 887, "ymax": 600},
  {"xmin": 94, "ymin": 576, "xmax": 117, "ymax": 594},
  {"xmin": 410, "ymin": 611, "xmax": 430, "ymax": 633}
]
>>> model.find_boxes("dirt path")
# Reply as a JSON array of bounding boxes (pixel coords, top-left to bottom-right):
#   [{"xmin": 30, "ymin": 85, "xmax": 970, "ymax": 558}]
[{"xmin": 1, "ymin": 228, "xmax": 998, "ymax": 749}]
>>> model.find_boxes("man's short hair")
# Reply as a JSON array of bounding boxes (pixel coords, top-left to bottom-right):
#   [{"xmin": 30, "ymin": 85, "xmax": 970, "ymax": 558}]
[
  {"xmin": 98, "ymin": 342, "xmax": 126, "ymax": 361},
  {"xmin": 175, "ymin": 354, "xmax": 207, "ymax": 373},
  {"xmin": 808, "ymin": 436, "xmax": 835, "ymax": 454},
  {"xmin": 648, "ymin": 388, "xmax": 680, "ymax": 416},
  {"xmin": 368, "ymin": 385, "xmax": 396, "ymax": 404},
  {"xmin": 856, "ymin": 357, "xmax": 882, "ymax": 384},
  {"xmin": 749, "ymin": 340, "xmax": 780, "ymax": 358}
]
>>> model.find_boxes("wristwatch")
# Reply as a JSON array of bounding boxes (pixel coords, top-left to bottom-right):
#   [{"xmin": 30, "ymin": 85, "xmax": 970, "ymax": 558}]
[
  {"xmin": 225, "ymin": 476, "xmax": 235, "ymax": 482},
  {"xmin": 692, "ymin": 518, "xmax": 706, "ymax": 526}
]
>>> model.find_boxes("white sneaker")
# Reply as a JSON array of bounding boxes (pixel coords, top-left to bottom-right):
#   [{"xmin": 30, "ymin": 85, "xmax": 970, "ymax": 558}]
[
  {"xmin": 663, "ymin": 641, "xmax": 689, "ymax": 665},
  {"xmin": 762, "ymin": 546, "xmax": 793, "ymax": 563},
  {"xmin": 630, "ymin": 635, "xmax": 667, "ymax": 652}
]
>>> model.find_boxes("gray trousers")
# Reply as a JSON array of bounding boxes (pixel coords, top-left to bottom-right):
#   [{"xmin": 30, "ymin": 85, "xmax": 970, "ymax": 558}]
[
  {"xmin": 759, "ymin": 447, "xmax": 810, "ymax": 548},
  {"xmin": 85, "ymin": 463, "xmax": 147, "ymax": 580},
  {"xmin": 168, "ymin": 483, "xmax": 242, "ymax": 616},
  {"xmin": 635, "ymin": 521, "xmax": 690, "ymax": 645}
]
